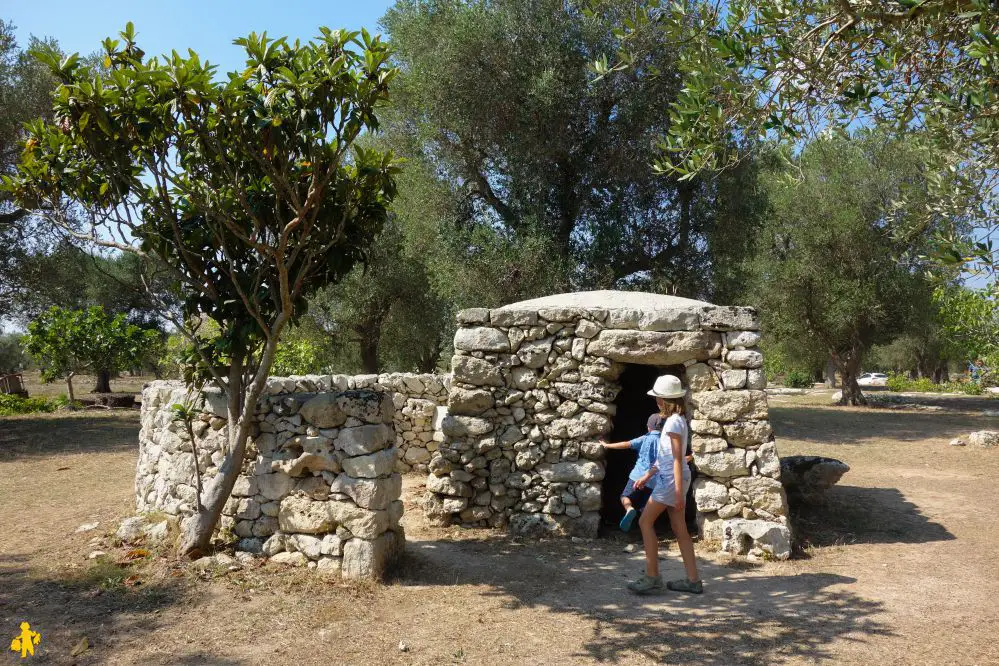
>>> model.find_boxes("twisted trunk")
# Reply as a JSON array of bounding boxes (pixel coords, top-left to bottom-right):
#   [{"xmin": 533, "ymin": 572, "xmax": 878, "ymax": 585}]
[{"xmin": 94, "ymin": 369, "xmax": 112, "ymax": 394}]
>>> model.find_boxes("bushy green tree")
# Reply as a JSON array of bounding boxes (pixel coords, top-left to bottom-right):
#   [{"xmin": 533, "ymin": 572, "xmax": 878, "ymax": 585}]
[
  {"xmin": 380, "ymin": 0, "xmax": 764, "ymax": 295},
  {"xmin": 0, "ymin": 331, "xmax": 27, "ymax": 374},
  {"xmin": 25, "ymin": 306, "xmax": 156, "ymax": 399},
  {"xmin": 4, "ymin": 25, "xmax": 399, "ymax": 556},
  {"xmin": 597, "ymin": 0, "xmax": 997, "ymax": 274},
  {"xmin": 748, "ymin": 133, "xmax": 960, "ymax": 405}
]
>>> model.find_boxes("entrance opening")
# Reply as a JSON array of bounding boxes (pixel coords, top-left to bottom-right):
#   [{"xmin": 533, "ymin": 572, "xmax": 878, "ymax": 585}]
[{"xmin": 600, "ymin": 363, "xmax": 685, "ymax": 527}]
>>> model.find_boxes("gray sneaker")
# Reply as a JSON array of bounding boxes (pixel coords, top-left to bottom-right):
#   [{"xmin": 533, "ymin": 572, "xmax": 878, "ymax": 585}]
[
  {"xmin": 627, "ymin": 574, "xmax": 663, "ymax": 595},
  {"xmin": 666, "ymin": 578, "xmax": 704, "ymax": 594}
]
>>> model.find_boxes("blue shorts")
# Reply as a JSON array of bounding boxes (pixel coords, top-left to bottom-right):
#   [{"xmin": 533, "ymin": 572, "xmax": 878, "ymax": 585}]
[{"xmin": 621, "ymin": 479, "xmax": 652, "ymax": 510}]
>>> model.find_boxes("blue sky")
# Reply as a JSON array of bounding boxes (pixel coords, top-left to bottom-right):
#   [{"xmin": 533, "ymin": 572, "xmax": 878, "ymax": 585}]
[{"xmin": 6, "ymin": 1, "xmax": 395, "ymax": 72}]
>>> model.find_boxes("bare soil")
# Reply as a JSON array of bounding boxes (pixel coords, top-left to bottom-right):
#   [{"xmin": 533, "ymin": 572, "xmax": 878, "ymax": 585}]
[{"xmin": 1, "ymin": 399, "xmax": 997, "ymax": 665}]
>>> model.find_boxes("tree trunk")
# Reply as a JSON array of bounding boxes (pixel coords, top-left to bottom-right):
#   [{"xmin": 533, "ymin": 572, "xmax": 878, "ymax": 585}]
[
  {"xmin": 177, "ymin": 348, "xmax": 258, "ymax": 558},
  {"xmin": 66, "ymin": 372, "xmax": 75, "ymax": 404},
  {"xmin": 836, "ymin": 353, "xmax": 868, "ymax": 406},
  {"xmin": 825, "ymin": 357, "xmax": 838, "ymax": 388},
  {"xmin": 359, "ymin": 331, "xmax": 380, "ymax": 375},
  {"xmin": 94, "ymin": 369, "xmax": 112, "ymax": 393}
]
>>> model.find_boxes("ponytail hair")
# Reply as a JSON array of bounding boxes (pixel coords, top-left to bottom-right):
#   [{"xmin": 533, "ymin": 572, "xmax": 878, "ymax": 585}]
[{"xmin": 658, "ymin": 396, "xmax": 685, "ymax": 419}]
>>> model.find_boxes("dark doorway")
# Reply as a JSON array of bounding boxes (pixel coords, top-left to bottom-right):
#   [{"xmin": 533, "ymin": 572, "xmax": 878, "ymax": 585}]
[{"xmin": 600, "ymin": 364, "xmax": 675, "ymax": 527}]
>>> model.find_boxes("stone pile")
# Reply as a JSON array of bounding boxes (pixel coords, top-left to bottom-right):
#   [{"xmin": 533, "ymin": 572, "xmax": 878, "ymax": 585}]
[
  {"xmin": 423, "ymin": 290, "xmax": 792, "ymax": 558},
  {"xmin": 137, "ymin": 378, "xmax": 406, "ymax": 578}
]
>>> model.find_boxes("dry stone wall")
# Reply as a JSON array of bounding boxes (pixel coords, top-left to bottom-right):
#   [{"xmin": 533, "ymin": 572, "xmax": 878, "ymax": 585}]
[
  {"xmin": 137, "ymin": 377, "xmax": 410, "ymax": 578},
  {"xmin": 424, "ymin": 292, "xmax": 792, "ymax": 559}
]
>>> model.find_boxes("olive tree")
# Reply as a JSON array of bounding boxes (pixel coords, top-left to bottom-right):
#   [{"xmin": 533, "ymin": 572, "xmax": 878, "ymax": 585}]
[
  {"xmin": 4, "ymin": 25, "xmax": 399, "ymax": 556},
  {"xmin": 25, "ymin": 306, "xmax": 156, "ymax": 399}
]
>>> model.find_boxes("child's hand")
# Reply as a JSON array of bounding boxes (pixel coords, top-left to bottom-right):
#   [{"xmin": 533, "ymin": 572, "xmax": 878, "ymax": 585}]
[{"xmin": 634, "ymin": 478, "xmax": 646, "ymax": 490}]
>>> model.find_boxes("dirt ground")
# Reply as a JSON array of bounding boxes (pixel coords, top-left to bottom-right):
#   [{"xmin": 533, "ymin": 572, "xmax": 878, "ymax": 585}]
[{"xmin": 2, "ymin": 396, "xmax": 998, "ymax": 665}]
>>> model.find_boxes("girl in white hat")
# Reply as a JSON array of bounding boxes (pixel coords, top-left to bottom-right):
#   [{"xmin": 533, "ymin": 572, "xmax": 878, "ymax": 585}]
[{"xmin": 627, "ymin": 374, "xmax": 703, "ymax": 595}]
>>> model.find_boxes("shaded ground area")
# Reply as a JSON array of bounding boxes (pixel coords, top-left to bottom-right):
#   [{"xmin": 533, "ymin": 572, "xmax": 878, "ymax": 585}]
[{"xmin": 1, "ymin": 399, "xmax": 998, "ymax": 664}]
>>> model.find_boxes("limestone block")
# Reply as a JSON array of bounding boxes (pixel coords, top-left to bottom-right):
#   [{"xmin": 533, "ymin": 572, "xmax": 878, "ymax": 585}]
[
  {"xmin": 699, "ymin": 306, "xmax": 761, "ymax": 331},
  {"xmin": 299, "ymin": 391, "xmax": 394, "ymax": 428},
  {"xmin": 756, "ymin": 441, "xmax": 781, "ymax": 478},
  {"xmin": 341, "ymin": 530, "xmax": 403, "ymax": 580},
  {"xmin": 727, "ymin": 350, "xmax": 764, "ymax": 369},
  {"xmin": 693, "ymin": 448, "xmax": 750, "ymax": 478},
  {"xmin": 692, "ymin": 478, "xmax": 729, "ymax": 512},
  {"xmin": 457, "ymin": 308, "xmax": 490, "ymax": 324},
  {"xmin": 690, "ymin": 419, "xmax": 724, "ymax": 436},
  {"xmin": 454, "ymin": 327, "xmax": 510, "ymax": 352},
  {"xmin": 341, "ymin": 449, "xmax": 396, "ymax": 479},
  {"xmin": 270, "ymin": 551, "xmax": 309, "ymax": 567},
  {"xmin": 536, "ymin": 461, "xmax": 605, "ymax": 483},
  {"xmin": 425, "ymin": 473, "xmax": 473, "ymax": 497},
  {"xmin": 780, "ymin": 456, "xmax": 850, "ymax": 498},
  {"xmin": 404, "ymin": 447, "xmax": 431, "ymax": 464},
  {"xmin": 258, "ymin": 473, "xmax": 297, "ymax": 501},
  {"xmin": 723, "ymin": 420, "xmax": 773, "ymax": 447},
  {"xmin": 262, "ymin": 533, "xmax": 287, "ymax": 556},
  {"xmin": 490, "ymin": 309, "xmax": 538, "ymax": 326},
  {"xmin": 746, "ymin": 369, "xmax": 767, "ymax": 390},
  {"xmin": 336, "ymin": 424, "xmax": 394, "ymax": 457},
  {"xmin": 278, "ymin": 495, "xmax": 335, "ymax": 533},
  {"xmin": 544, "ymin": 412, "xmax": 612, "ymax": 439},
  {"xmin": 720, "ymin": 518, "xmax": 791, "ymax": 560},
  {"xmin": 690, "ymin": 390, "xmax": 768, "ymax": 423},
  {"xmin": 726, "ymin": 331, "xmax": 762, "ymax": 348},
  {"xmin": 730, "ymin": 476, "xmax": 787, "ymax": 516},
  {"xmin": 691, "ymin": 435, "xmax": 728, "ymax": 455},
  {"xmin": 519, "ymin": 337, "xmax": 555, "ymax": 369},
  {"xmin": 271, "ymin": 452, "xmax": 339, "ymax": 477},
  {"xmin": 328, "ymin": 500, "xmax": 390, "ymax": 539},
  {"xmin": 721, "ymin": 369, "xmax": 747, "ymax": 389},
  {"xmin": 697, "ymin": 512, "xmax": 724, "ymax": 541},
  {"xmin": 969, "ymin": 430, "xmax": 999, "ymax": 448},
  {"xmin": 448, "ymin": 387, "xmax": 494, "ymax": 415},
  {"xmin": 452, "ymin": 355, "xmax": 504, "ymax": 387},
  {"xmin": 320, "ymin": 534, "xmax": 343, "ymax": 556},
  {"xmin": 588, "ymin": 330, "xmax": 720, "ymax": 365},
  {"xmin": 441, "ymin": 415, "xmax": 494, "ymax": 438},
  {"xmin": 575, "ymin": 319, "xmax": 601, "ymax": 338},
  {"xmin": 685, "ymin": 363, "xmax": 717, "ymax": 391},
  {"xmin": 232, "ymin": 475, "xmax": 258, "ymax": 497},
  {"xmin": 289, "ymin": 534, "xmax": 323, "ymax": 560},
  {"xmin": 330, "ymin": 473, "xmax": 401, "ymax": 511},
  {"xmin": 552, "ymin": 381, "xmax": 617, "ymax": 403},
  {"xmin": 638, "ymin": 308, "xmax": 701, "ymax": 331}
]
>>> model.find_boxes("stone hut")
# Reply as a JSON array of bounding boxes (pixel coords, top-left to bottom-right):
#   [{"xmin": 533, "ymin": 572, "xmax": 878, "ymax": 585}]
[{"xmin": 424, "ymin": 290, "xmax": 791, "ymax": 558}]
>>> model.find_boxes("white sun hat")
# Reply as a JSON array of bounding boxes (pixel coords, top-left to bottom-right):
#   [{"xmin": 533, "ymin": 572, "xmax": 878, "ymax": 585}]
[{"xmin": 647, "ymin": 374, "xmax": 686, "ymax": 398}]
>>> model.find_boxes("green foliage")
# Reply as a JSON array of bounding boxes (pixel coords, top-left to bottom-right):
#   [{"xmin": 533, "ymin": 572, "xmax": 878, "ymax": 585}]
[
  {"xmin": 598, "ymin": 0, "xmax": 997, "ymax": 274},
  {"xmin": 0, "ymin": 393, "xmax": 69, "ymax": 416},
  {"xmin": 886, "ymin": 372, "xmax": 984, "ymax": 396},
  {"xmin": 273, "ymin": 335, "xmax": 330, "ymax": 376},
  {"xmin": 24, "ymin": 306, "xmax": 157, "ymax": 384},
  {"xmin": 747, "ymin": 132, "xmax": 950, "ymax": 403},
  {"xmin": 5, "ymin": 25, "xmax": 400, "ymax": 388},
  {"xmin": 932, "ymin": 285, "xmax": 999, "ymax": 362},
  {"xmin": 783, "ymin": 370, "xmax": 813, "ymax": 389},
  {"xmin": 381, "ymin": 0, "xmax": 766, "ymax": 296},
  {"xmin": 0, "ymin": 332, "xmax": 28, "ymax": 373}
]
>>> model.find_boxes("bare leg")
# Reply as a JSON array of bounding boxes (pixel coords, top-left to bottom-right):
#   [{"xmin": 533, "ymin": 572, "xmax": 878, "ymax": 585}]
[
  {"xmin": 620, "ymin": 495, "xmax": 633, "ymax": 512},
  {"xmin": 638, "ymin": 500, "xmax": 667, "ymax": 577},
  {"xmin": 666, "ymin": 506, "xmax": 700, "ymax": 582}
]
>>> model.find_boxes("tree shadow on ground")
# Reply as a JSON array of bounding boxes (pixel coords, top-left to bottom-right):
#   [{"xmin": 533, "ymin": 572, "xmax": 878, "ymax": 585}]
[
  {"xmin": 0, "ymin": 553, "xmax": 228, "ymax": 665},
  {"xmin": 0, "ymin": 412, "xmax": 139, "ymax": 460},
  {"xmin": 769, "ymin": 405, "xmax": 997, "ymax": 445},
  {"xmin": 788, "ymin": 486, "xmax": 955, "ymax": 549},
  {"xmin": 397, "ymin": 534, "xmax": 890, "ymax": 665}
]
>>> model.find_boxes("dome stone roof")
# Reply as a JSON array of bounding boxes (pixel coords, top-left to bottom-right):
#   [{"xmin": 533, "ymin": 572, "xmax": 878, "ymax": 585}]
[{"xmin": 495, "ymin": 290, "xmax": 714, "ymax": 312}]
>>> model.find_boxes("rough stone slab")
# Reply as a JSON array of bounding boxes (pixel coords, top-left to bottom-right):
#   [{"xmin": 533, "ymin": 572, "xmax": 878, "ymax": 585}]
[
  {"xmin": 699, "ymin": 306, "xmax": 761, "ymax": 331},
  {"xmin": 691, "ymin": 435, "xmax": 728, "ymax": 455},
  {"xmin": 685, "ymin": 363, "xmax": 717, "ymax": 391},
  {"xmin": 726, "ymin": 331, "xmax": 762, "ymax": 348},
  {"xmin": 457, "ymin": 308, "xmax": 490, "ymax": 325},
  {"xmin": 448, "ymin": 387, "xmax": 494, "ymax": 415},
  {"xmin": 691, "ymin": 390, "xmax": 768, "ymax": 423},
  {"xmin": 730, "ymin": 476, "xmax": 787, "ymax": 515},
  {"xmin": 299, "ymin": 391, "xmax": 394, "ymax": 428},
  {"xmin": 330, "ymin": 473, "xmax": 402, "ymax": 511},
  {"xmin": 425, "ymin": 473, "xmax": 473, "ymax": 497},
  {"xmin": 968, "ymin": 430, "xmax": 999, "ymax": 448},
  {"xmin": 692, "ymin": 448, "xmax": 750, "ymax": 478},
  {"xmin": 536, "ymin": 461, "xmax": 605, "ymax": 483},
  {"xmin": 489, "ymin": 309, "xmax": 539, "ymax": 326},
  {"xmin": 638, "ymin": 308, "xmax": 701, "ymax": 331},
  {"xmin": 587, "ymin": 330, "xmax": 721, "ymax": 365},
  {"xmin": 727, "ymin": 350, "xmax": 764, "ymax": 369},
  {"xmin": 780, "ymin": 455, "xmax": 850, "ymax": 497},
  {"xmin": 543, "ymin": 412, "xmax": 612, "ymax": 439},
  {"xmin": 441, "ymin": 415, "xmax": 494, "ymax": 438},
  {"xmin": 692, "ymin": 478, "xmax": 729, "ymax": 512},
  {"xmin": 690, "ymin": 419, "xmax": 724, "ymax": 436},
  {"xmin": 336, "ymin": 424, "xmax": 394, "ymax": 457},
  {"xmin": 278, "ymin": 495, "xmax": 335, "ymax": 533},
  {"xmin": 518, "ymin": 337, "xmax": 554, "ymax": 369},
  {"xmin": 721, "ymin": 519, "xmax": 791, "ymax": 560},
  {"xmin": 341, "ymin": 530, "xmax": 404, "ymax": 580},
  {"xmin": 723, "ymin": 420, "xmax": 773, "ymax": 447},
  {"xmin": 452, "ymin": 356, "xmax": 503, "ymax": 387},
  {"xmin": 341, "ymin": 449, "xmax": 396, "ymax": 478},
  {"xmin": 454, "ymin": 327, "xmax": 510, "ymax": 352}
]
